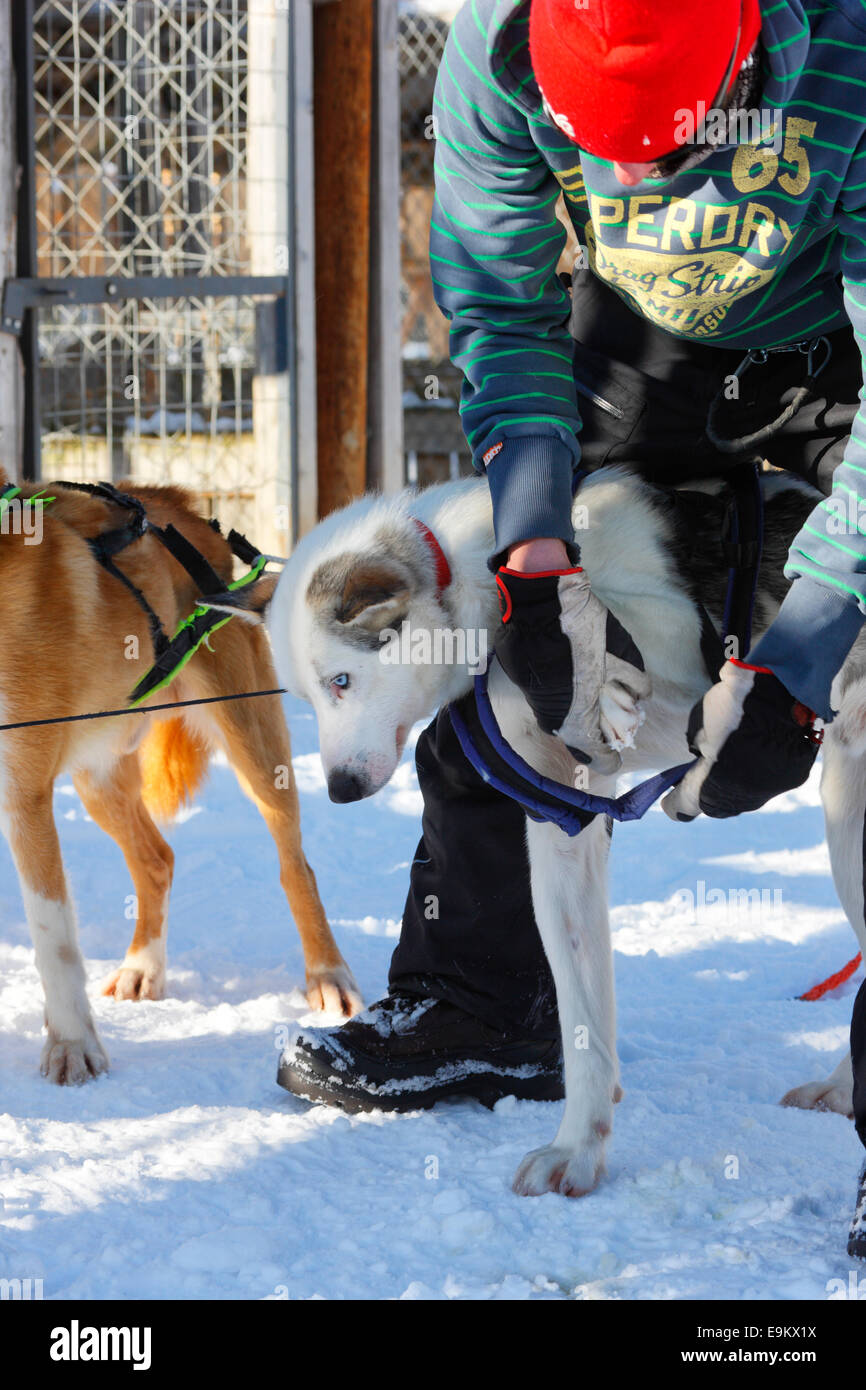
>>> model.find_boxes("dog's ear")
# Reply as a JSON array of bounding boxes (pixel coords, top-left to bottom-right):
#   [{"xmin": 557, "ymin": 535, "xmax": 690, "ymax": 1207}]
[
  {"xmin": 335, "ymin": 562, "xmax": 411, "ymax": 631},
  {"xmin": 198, "ymin": 572, "xmax": 279, "ymax": 626}
]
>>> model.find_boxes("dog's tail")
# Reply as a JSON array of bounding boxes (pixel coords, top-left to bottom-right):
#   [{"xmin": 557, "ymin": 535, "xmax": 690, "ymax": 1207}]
[{"xmin": 139, "ymin": 716, "xmax": 212, "ymax": 822}]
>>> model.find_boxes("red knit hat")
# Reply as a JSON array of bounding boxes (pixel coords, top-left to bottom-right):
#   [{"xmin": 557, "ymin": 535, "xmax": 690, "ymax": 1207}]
[{"xmin": 529, "ymin": 0, "xmax": 762, "ymax": 162}]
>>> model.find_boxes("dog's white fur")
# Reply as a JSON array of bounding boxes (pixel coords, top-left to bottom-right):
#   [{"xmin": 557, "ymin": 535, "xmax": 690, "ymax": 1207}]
[{"xmin": 268, "ymin": 468, "xmax": 866, "ymax": 1195}]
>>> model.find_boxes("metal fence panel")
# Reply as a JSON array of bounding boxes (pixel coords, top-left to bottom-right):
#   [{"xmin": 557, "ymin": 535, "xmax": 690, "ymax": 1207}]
[{"xmin": 23, "ymin": 0, "xmax": 291, "ymax": 544}]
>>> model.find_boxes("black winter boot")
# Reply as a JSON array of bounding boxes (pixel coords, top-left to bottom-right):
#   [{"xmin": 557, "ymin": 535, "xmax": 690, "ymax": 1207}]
[
  {"xmin": 848, "ymin": 1160, "xmax": 866, "ymax": 1259},
  {"xmin": 277, "ymin": 991, "xmax": 564, "ymax": 1113}
]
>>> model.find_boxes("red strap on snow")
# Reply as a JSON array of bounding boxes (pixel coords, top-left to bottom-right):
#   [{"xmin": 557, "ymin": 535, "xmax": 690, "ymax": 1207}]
[
  {"xmin": 412, "ymin": 518, "xmax": 452, "ymax": 598},
  {"xmin": 799, "ymin": 952, "xmax": 862, "ymax": 1002}
]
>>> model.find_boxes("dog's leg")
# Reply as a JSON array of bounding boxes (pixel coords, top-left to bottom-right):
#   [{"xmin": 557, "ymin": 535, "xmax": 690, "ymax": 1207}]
[
  {"xmin": 513, "ymin": 810, "xmax": 619, "ymax": 1196},
  {"xmin": 73, "ymin": 755, "xmax": 174, "ymax": 1002},
  {"xmin": 488, "ymin": 665, "xmax": 620, "ymax": 1195},
  {"xmin": 4, "ymin": 783, "xmax": 109, "ymax": 1083},
  {"xmin": 782, "ymin": 670, "xmax": 866, "ymax": 1117},
  {"xmin": 181, "ymin": 623, "xmax": 362, "ymax": 1016}
]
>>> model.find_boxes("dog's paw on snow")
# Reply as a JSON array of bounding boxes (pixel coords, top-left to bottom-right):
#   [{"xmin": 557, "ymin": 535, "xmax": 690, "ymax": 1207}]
[
  {"xmin": 305, "ymin": 964, "xmax": 363, "ymax": 1019},
  {"xmin": 512, "ymin": 1141, "xmax": 605, "ymax": 1198},
  {"xmin": 781, "ymin": 1077, "xmax": 854, "ymax": 1117},
  {"xmin": 40, "ymin": 1027, "xmax": 109, "ymax": 1085},
  {"xmin": 102, "ymin": 961, "xmax": 166, "ymax": 1002}
]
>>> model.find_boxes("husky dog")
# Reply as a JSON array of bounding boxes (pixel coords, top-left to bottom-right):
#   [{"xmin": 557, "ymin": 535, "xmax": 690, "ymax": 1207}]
[
  {"xmin": 231, "ymin": 465, "xmax": 864, "ymax": 1196},
  {"xmin": 0, "ymin": 477, "xmax": 361, "ymax": 1086}
]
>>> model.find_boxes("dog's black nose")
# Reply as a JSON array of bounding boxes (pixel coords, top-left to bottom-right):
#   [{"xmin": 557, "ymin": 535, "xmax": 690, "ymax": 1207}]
[{"xmin": 327, "ymin": 769, "xmax": 367, "ymax": 803}]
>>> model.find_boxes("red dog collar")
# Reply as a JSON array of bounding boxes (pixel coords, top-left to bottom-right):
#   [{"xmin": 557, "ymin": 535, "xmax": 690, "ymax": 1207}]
[{"xmin": 413, "ymin": 517, "xmax": 452, "ymax": 598}]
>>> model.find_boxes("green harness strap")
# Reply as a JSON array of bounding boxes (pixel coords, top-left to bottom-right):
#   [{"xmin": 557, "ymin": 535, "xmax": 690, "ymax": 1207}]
[
  {"xmin": 128, "ymin": 551, "xmax": 270, "ymax": 707},
  {"xmin": 0, "ymin": 484, "xmax": 56, "ymax": 519}
]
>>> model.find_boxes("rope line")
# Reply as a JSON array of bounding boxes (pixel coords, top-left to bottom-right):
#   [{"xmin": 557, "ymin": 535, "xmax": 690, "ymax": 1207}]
[{"xmin": 0, "ymin": 688, "xmax": 287, "ymax": 733}]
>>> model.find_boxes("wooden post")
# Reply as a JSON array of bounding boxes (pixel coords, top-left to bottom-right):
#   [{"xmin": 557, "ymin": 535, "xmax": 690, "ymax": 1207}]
[
  {"xmin": 367, "ymin": 0, "xmax": 404, "ymax": 495},
  {"xmin": 291, "ymin": 0, "xmax": 319, "ymax": 540},
  {"xmin": 0, "ymin": 0, "xmax": 22, "ymax": 479},
  {"xmin": 313, "ymin": 0, "xmax": 373, "ymax": 517},
  {"xmin": 247, "ymin": 0, "xmax": 293, "ymax": 557}
]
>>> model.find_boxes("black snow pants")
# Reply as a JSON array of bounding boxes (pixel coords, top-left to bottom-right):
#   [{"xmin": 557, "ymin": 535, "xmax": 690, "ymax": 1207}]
[{"xmin": 388, "ymin": 271, "xmax": 866, "ymax": 1146}]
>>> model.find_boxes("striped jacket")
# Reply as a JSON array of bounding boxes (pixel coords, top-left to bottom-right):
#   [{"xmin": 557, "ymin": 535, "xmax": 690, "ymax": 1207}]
[{"xmin": 431, "ymin": 0, "xmax": 866, "ymax": 717}]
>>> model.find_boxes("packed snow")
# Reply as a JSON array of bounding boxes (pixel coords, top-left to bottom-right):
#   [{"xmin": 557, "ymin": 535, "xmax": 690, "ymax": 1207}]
[{"xmin": 0, "ymin": 696, "xmax": 863, "ymax": 1301}]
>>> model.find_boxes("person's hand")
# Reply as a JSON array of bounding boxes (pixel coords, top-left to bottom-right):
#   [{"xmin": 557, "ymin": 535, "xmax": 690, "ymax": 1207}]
[
  {"xmin": 662, "ymin": 659, "xmax": 823, "ymax": 821},
  {"xmin": 494, "ymin": 538, "xmax": 650, "ymax": 774}
]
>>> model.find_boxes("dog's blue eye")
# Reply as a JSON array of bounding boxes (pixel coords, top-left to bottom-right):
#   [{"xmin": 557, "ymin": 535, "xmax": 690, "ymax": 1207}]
[{"xmin": 331, "ymin": 673, "xmax": 350, "ymax": 690}]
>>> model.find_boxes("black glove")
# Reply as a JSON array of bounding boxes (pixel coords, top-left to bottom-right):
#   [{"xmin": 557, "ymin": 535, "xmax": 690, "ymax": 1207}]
[
  {"xmin": 494, "ymin": 566, "xmax": 650, "ymax": 774},
  {"xmin": 663, "ymin": 659, "xmax": 822, "ymax": 821}
]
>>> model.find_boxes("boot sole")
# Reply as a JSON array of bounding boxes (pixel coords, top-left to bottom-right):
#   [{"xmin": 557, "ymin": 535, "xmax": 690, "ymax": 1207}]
[
  {"xmin": 277, "ymin": 1049, "xmax": 564, "ymax": 1114},
  {"xmin": 848, "ymin": 1233, "xmax": 866, "ymax": 1260}
]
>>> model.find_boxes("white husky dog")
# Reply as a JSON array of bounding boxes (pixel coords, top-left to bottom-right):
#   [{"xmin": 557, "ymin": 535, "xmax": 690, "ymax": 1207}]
[{"xmin": 226, "ymin": 466, "xmax": 866, "ymax": 1196}]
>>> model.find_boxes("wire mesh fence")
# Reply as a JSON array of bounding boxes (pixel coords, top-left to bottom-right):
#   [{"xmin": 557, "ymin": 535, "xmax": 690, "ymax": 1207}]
[{"xmin": 30, "ymin": 0, "xmax": 268, "ymax": 535}]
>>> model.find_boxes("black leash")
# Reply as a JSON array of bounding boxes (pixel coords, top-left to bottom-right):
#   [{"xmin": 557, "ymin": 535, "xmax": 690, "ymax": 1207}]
[{"xmin": 0, "ymin": 687, "xmax": 287, "ymax": 734}]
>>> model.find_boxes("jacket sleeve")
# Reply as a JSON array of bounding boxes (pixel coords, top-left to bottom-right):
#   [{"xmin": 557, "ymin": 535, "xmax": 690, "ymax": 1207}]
[
  {"xmin": 747, "ymin": 141, "xmax": 866, "ymax": 718},
  {"xmin": 430, "ymin": 2, "xmax": 580, "ymax": 559}
]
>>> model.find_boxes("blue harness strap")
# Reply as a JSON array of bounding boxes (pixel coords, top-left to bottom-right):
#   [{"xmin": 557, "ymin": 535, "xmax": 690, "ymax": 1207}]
[
  {"xmin": 449, "ymin": 662, "xmax": 693, "ymax": 837},
  {"xmin": 449, "ymin": 689, "xmax": 595, "ymax": 836}
]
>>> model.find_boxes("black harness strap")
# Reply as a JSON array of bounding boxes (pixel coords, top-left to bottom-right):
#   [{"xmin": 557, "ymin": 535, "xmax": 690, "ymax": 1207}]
[
  {"xmin": 148, "ymin": 521, "xmax": 227, "ymax": 595},
  {"xmin": 720, "ymin": 459, "xmax": 764, "ymax": 659},
  {"xmin": 53, "ymin": 479, "xmax": 268, "ymax": 701},
  {"xmin": 226, "ymin": 527, "xmax": 265, "ymax": 567},
  {"xmin": 95, "ymin": 551, "xmax": 170, "ymax": 658},
  {"xmin": 698, "ymin": 604, "xmax": 726, "ymax": 681},
  {"xmin": 672, "ymin": 465, "xmax": 764, "ymax": 681},
  {"xmin": 57, "ymin": 481, "xmax": 170, "ymax": 657}
]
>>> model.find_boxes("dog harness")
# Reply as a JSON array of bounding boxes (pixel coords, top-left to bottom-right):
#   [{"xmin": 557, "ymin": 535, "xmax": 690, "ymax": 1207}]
[
  {"xmin": 0, "ymin": 482, "xmax": 56, "ymax": 515},
  {"xmin": 12, "ymin": 479, "xmax": 271, "ymax": 707},
  {"xmin": 449, "ymin": 666, "xmax": 693, "ymax": 836}
]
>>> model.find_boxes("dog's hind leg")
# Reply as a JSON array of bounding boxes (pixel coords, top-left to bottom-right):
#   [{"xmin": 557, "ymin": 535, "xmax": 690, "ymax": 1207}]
[
  {"xmin": 3, "ymin": 776, "xmax": 109, "ymax": 1083},
  {"xmin": 782, "ymin": 665, "xmax": 866, "ymax": 1117},
  {"xmin": 73, "ymin": 754, "xmax": 174, "ymax": 1002},
  {"xmin": 181, "ymin": 623, "xmax": 363, "ymax": 1017}
]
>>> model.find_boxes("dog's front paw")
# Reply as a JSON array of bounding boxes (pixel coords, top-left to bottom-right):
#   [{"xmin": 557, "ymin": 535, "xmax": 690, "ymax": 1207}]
[
  {"xmin": 306, "ymin": 963, "xmax": 363, "ymax": 1018},
  {"xmin": 512, "ymin": 1140, "xmax": 605, "ymax": 1198},
  {"xmin": 599, "ymin": 679, "xmax": 646, "ymax": 752},
  {"xmin": 41, "ymin": 1026, "xmax": 109, "ymax": 1085},
  {"xmin": 781, "ymin": 1077, "xmax": 854, "ymax": 1117},
  {"xmin": 102, "ymin": 956, "xmax": 166, "ymax": 1002}
]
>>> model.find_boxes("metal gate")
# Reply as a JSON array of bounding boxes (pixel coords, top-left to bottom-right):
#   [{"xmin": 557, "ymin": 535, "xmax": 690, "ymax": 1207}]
[{"xmin": 6, "ymin": 0, "xmax": 300, "ymax": 551}]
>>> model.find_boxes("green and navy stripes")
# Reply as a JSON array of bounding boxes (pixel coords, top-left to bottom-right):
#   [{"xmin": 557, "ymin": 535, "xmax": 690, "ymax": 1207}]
[{"xmin": 431, "ymin": 0, "xmax": 866, "ymax": 712}]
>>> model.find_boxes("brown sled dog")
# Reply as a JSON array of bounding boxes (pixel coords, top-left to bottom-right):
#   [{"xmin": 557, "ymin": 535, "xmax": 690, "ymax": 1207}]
[{"xmin": 0, "ymin": 474, "xmax": 361, "ymax": 1085}]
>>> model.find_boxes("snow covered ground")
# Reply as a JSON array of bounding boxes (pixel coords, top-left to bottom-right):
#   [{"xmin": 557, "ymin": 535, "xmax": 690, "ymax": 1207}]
[{"xmin": 0, "ymin": 695, "xmax": 863, "ymax": 1301}]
